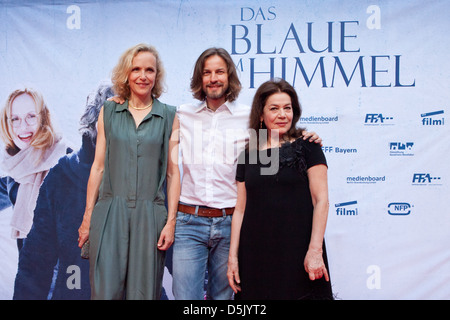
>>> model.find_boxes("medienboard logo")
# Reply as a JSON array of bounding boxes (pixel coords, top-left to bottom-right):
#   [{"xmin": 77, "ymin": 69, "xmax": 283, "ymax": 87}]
[
  {"xmin": 364, "ymin": 113, "xmax": 394, "ymax": 126},
  {"xmin": 421, "ymin": 110, "xmax": 445, "ymax": 126},
  {"xmin": 346, "ymin": 175, "xmax": 386, "ymax": 184},
  {"xmin": 388, "ymin": 202, "xmax": 412, "ymax": 215},
  {"xmin": 335, "ymin": 201, "xmax": 358, "ymax": 216},
  {"xmin": 300, "ymin": 115, "xmax": 339, "ymax": 125},
  {"xmin": 389, "ymin": 142, "xmax": 414, "ymax": 156},
  {"xmin": 412, "ymin": 173, "xmax": 442, "ymax": 186}
]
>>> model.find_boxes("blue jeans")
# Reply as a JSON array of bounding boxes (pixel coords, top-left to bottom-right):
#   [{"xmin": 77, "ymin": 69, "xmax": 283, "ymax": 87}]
[{"xmin": 172, "ymin": 209, "xmax": 233, "ymax": 300}]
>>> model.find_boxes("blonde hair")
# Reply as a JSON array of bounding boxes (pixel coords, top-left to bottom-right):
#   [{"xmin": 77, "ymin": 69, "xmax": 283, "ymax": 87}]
[
  {"xmin": 0, "ymin": 88, "xmax": 60, "ymax": 156},
  {"xmin": 111, "ymin": 43, "xmax": 166, "ymax": 99}
]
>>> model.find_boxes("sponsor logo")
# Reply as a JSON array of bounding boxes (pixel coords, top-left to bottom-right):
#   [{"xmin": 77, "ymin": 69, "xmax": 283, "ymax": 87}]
[
  {"xmin": 347, "ymin": 175, "xmax": 386, "ymax": 184},
  {"xmin": 335, "ymin": 201, "xmax": 358, "ymax": 215},
  {"xmin": 412, "ymin": 173, "xmax": 442, "ymax": 186},
  {"xmin": 364, "ymin": 113, "xmax": 394, "ymax": 126},
  {"xmin": 421, "ymin": 110, "xmax": 444, "ymax": 126},
  {"xmin": 389, "ymin": 142, "xmax": 414, "ymax": 156},
  {"xmin": 322, "ymin": 146, "xmax": 358, "ymax": 154},
  {"xmin": 300, "ymin": 115, "xmax": 339, "ymax": 125},
  {"xmin": 388, "ymin": 202, "xmax": 412, "ymax": 215}
]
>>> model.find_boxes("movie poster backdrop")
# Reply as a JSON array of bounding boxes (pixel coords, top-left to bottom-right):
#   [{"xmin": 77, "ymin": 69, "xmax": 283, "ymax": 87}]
[{"xmin": 0, "ymin": 0, "xmax": 449, "ymax": 299}]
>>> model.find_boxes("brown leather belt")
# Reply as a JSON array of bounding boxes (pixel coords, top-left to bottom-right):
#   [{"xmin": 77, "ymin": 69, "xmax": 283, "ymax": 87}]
[{"xmin": 178, "ymin": 203, "xmax": 234, "ymax": 217}]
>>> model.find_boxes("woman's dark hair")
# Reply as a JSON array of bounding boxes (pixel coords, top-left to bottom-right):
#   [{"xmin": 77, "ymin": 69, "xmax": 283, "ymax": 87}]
[
  {"xmin": 249, "ymin": 78, "xmax": 304, "ymax": 148},
  {"xmin": 190, "ymin": 47, "xmax": 241, "ymax": 102}
]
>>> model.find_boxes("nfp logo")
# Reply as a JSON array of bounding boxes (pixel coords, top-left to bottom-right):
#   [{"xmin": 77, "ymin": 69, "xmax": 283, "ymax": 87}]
[
  {"xmin": 388, "ymin": 203, "xmax": 412, "ymax": 215},
  {"xmin": 364, "ymin": 113, "xmax": 394, "ymax": 126},
  {"xmin": 421, "ymin": 110, "xmax": 445, "ymax": 126},
  {"xmin": 412, "ymin": 173, "xmax": 442, "ymax": 186},
  {"xmin": 335, "ymin": 201, "xmax": 358, "ymax": 216}
]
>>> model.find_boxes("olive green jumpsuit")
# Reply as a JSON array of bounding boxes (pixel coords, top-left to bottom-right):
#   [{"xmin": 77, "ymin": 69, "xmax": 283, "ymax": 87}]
[{"xmin": 88, "ymin": 100, "xmax": 175, "ymax": 299}]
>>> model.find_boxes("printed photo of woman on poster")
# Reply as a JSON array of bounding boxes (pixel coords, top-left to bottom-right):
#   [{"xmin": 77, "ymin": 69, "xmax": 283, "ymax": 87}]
[{"xmin": 0, "ymin": 88, "xmax": 69, "ymax": 250}]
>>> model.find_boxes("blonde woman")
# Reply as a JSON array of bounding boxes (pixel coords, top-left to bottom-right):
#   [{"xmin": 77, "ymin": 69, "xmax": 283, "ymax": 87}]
[
  {"xmin": 0, "ymin": 88, "xmax": 68, "ymax": 248},
  {"xmin": 78, "ymin": 44, "xmax": 180, "ymax": 300}
]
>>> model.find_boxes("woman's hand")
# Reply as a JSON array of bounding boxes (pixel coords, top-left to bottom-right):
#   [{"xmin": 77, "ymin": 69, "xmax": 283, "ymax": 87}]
[
  {"xmin": 227, "ymin": 256, "xmax": 241, "ymax": 294},
  {"xmin": 304, "ymin": 248, "xmax": 329, "ymax": 281},
  {"xmin": 78, "ymin": 215, "xmax": 90, "ymax": 248},
  {"xmin": 303, "ymin": 131, "xmax": 323, "ymax": 146},
  {"xmin": 108, "ymin": 95, "xmax": 125, "ymax": 104},
  {"xmin": 157, "ymin": 220, "xmax": 175, "ymax": 251}
]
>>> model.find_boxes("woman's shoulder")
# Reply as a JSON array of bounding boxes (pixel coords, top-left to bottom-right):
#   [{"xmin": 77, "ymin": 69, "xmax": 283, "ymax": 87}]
[
  {"xmin": 290, "ymin": 137, "xmax": 327, "ymax": 169},
  {"xmin": 101, "ymin": 100, "xmax": 120, "ymax": 118},
  {"xmin": 102, "ymin": 99, "xmax": 116, "ymax": 109},
  {"xmin": 280, "ymin": 137, "xmax": 307, "ymax": 158},
  {"xmin": 290, "ymin": 136, "xmax": 322, "ymax": 152},
  {"xmin": 164, "ymin": 104, "xmax": 177, "ymax": 117},
  {"xmin": 278, "ymin": 137, "xmax": 311, "ymax": 173},
  {"xmin": 154, "ymin": 99, "xmax": 176, "ymax": 117}
]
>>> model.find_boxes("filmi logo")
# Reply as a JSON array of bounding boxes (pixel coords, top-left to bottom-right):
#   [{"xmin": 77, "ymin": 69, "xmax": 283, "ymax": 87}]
[
  {"xmin": 421, "ymin": 110, "xmax": 444, "ymax": 126},
  {"xmin": 335, "ymin": 201, "xmax": 358, "ymax": 215}
]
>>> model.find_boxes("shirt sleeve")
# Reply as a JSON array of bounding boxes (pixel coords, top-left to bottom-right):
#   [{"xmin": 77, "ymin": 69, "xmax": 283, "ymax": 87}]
[
  {"xmin": 304, "ymin": 141, "xmax": 327, "ymax": 169},
  {"xmin": 235, "ymin": 150, "xmax": 246, "ymax": 182}
]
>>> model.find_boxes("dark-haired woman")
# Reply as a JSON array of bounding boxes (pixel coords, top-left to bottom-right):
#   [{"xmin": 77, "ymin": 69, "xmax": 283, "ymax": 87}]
[{"xmin": 227, "ymin": 79, "xmax": 333, "ymax": 300}]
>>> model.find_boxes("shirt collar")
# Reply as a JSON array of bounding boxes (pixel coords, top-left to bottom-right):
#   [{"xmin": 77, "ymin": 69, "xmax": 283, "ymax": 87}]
[
  {"xmin": 115, "ymin": 98, "xmax": 165, "ymax": 118},
  {"xmin": 194, "ymin": 100, "xmax": 235, "ymax": 115}
]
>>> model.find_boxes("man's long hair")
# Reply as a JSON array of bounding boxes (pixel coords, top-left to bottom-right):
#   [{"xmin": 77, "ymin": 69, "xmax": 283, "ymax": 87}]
[{"xmin": 190, "ymin": 47, "xmax": 241, "ymax": 102}]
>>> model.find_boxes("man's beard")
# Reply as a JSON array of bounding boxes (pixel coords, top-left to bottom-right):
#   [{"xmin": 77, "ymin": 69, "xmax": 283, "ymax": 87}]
[{"xmin": 205, "ymin": 83, "xmax": 228, "ymax": 100}]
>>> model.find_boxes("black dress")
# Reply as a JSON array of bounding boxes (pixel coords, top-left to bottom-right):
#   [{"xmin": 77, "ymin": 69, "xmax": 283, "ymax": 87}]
[{"xmin": 235, "ymin": 138, "xmax": 333, "ymax": 300}]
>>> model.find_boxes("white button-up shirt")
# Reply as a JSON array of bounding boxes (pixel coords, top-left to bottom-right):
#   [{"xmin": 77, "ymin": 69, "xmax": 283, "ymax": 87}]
[{"xmin": 177, "ymin": 100, "xmax": 250, "ymax": 209}]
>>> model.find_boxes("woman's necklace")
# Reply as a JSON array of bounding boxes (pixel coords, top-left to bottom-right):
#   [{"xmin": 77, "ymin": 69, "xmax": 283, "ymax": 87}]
[{"xmin": 129, "ymin": 100, "xmax": 153, "ymax": 111}]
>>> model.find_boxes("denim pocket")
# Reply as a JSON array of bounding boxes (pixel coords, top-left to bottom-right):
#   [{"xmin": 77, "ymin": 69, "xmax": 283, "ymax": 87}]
[{"xmin": 176, "ymin": 211, "xmax": 192, "ymax": 225}]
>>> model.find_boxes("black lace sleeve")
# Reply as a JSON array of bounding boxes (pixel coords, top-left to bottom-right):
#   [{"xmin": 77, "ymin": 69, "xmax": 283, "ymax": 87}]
[
  {"xmin": 279, "ymin": 138, "xmax": 307, "ymax": 176},
  {"xmin": 304, "ymin": 140, "xmax": 327, "ymax": 169},
  {"xmin": 278, "ymin": 138, "xmax": 327, "ymax": 176}
]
